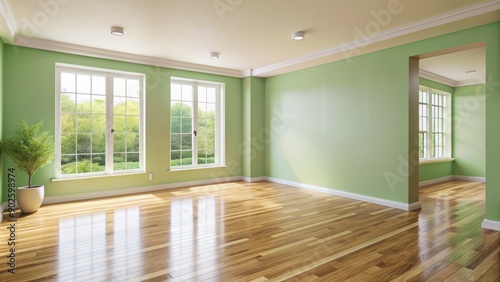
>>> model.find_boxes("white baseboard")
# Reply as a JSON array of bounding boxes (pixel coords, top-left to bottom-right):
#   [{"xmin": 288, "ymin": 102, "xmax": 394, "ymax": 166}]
[
  {"xmin": 453, "ymin": 175, "xmax": 486, "ymax": 182},
  {"xmin": 482, "ymin": 219, "xmax": 500, "ymax": 231},
  {"xmin": 419, "ymin": 175, "xmax": 486, "ymax": 187},
  {"xmin": 419, "ymin": 176, "xmax": 454, "ymax": 187},
  {"xmin": 242, "ymin": 176, "xmax": 267, "ymax": 183},
  {"xmin": 43, "ymin": 176, "xmax": 242, "ymax": 205},
  {"xmin": 266, "ymin": 177, "xmax": 420, "ymax": 211}
]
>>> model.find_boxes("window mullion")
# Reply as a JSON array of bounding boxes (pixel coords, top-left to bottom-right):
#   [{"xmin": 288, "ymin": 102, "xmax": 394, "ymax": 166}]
[
  {"xmin": 426, "ymin": 91, "xmax": 432, "ymax": 159},
  {"xmin": 105, "ymin": 73, "xmax": 114, "ymax": 173},
  {"xmin": 192, "ymin": 83, "xmax": 199, "ymax": 166}
]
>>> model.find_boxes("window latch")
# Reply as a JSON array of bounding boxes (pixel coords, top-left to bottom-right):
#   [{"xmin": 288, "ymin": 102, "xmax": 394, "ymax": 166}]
[{"xmin": 193, "ymin": 130, "xmax": 197, "ymax": 136}]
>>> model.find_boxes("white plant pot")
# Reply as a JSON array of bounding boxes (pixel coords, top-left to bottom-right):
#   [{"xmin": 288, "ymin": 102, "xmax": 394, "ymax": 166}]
[{"xmin": 17, "ymin": 185, "xmax": 45, "ymax": 213}]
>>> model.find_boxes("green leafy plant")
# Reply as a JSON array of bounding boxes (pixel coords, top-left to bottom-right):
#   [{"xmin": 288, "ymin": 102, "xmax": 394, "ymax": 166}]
[{"xmin": 1, "ymin": 120, "xmax": 54, "ymax": 187}]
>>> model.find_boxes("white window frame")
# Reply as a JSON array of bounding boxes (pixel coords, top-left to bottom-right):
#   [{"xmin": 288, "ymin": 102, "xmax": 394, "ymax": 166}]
[
  {"xmin": 418, "ymin": 86, "xmax": 452, "ymax": 163},
  {"xmin": 170, "ymin": 77, "xmax": 225, "ymax": 170},
  {"xmin": 55, "ymin": 63, "xmax": 146, "ymax": 178}
]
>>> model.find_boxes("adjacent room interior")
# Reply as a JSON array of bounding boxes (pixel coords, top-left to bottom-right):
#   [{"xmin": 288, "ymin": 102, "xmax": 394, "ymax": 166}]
[{"xmin": 0, "ymin": 0, "xmax": 499, "ymax": 280}]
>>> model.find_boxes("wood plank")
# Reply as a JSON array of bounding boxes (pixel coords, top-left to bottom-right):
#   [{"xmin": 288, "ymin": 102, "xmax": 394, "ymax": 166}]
[{"xmin": 0, "ymin": 180, "xmax": 497, "ymax": 281}]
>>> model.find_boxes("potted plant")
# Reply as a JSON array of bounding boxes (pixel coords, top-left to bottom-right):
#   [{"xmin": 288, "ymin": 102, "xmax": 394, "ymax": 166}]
[{"xmin": 1, "ymin": 120, "xmax": 54, "ymax": 213}]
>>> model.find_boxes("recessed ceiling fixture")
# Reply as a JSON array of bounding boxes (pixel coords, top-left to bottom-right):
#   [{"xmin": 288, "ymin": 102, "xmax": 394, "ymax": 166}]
[
  {"xmin": 292, "ymin": 31, "xmax": 305, "ymax": 41},
  {"xmin": 111, "ymin": 26, "xmax": 124, "ymax": 36},
  {"xmin": 210, "ymin": 52, "xmax": 220, "ymax": 59},
  {"xmin": 465, "ymin": 70, "xmax": 477, "ymax": 73}
]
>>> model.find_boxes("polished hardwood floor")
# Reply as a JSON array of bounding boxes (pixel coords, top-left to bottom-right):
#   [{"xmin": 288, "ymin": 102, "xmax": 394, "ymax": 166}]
[{"xmin": 0, "ymin": 180, "xmax": 498, "ymax": 281}]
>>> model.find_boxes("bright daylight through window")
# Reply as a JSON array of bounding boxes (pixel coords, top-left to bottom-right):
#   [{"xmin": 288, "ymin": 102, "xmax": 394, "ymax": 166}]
[
  {"xmin": 170, "ymin": 78, "xmax": 224, "ymax": 169},
  {"xmin": 56, "ymin": 64, "xmax": 145, "ymax": 177},
  {"xmin": 419, "ymin": 86, "xmax": 451, "ymax": 161}
]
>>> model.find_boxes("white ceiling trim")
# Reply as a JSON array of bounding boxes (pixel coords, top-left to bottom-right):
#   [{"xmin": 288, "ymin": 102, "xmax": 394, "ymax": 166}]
[
  {"xmin": 252, "ymin": 0, "xmax": 500, "ymax": 77},
  {"xmin": 419, "ymin": 69, "xmax": 485, "ymax": 87},
  {"xmin": 420, "ymin": 70, "xmax": 458, "ymax": 87},
  {"xmin": 0, "ymin": 0, "xmax": 17, "ymax": 43},
  {"xmin": 14, "ymin": 36, "xmax": 242, "ymax": 78}
]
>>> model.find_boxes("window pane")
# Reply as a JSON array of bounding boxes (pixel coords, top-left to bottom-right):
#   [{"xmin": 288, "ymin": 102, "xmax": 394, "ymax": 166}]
[
  {"xmin": 77, "ymin": 95, "xmax": 91, "ymax": 113},
  {"xmin": 126, "ymin": 116, "xmax": 140, "ymax": 133},
  {"xmin": 114, "ymin": 97, "xmax": 126, "ymax": 115},
  {"xmin": 62, "ymin": 114, "xmax": 76, "ymax": 133},
  {"xmin": 61, "ymin": 134, "xmax": 76, "ymax": 154},
  {"xmin": 181, "ymin": 134, "xmax": 192, "ymax": 150},
  {"xmin": 171, "ymin": 134, "xmax": 181, "ymax": 150},
  {"xmin": 127, "ymin": 134, "xmax": 140, "ymax": 152},
  {"xmin": 77, "ymin": 114, "xmax": 92, "ymax": 133},
  {"xmin": 92, "ymin": 76, "xmax": 106, "ymax": 95},
  {"xmin": 61, "ymin": 73, "xmax": 76, "ymax": 93},
  {"xmin": 77, "ymin": 74, "xmax": 91, "ymax": 94},
  {"xmin": 92, "ymin": 134, "xmax": 106, "ymax": 154},
  {"xmin": 114, "ymin": 133, "xmax": 126, "ymax": 153},
  {"xmin": 127, "ymin": 79, "xmax": 140, "ymax": 97},
  {"xmin": 171, "ymin": 84, "xmax": 181, "ymax": 100},
  {"xmin": 113, "ymin": 153, "xmax": 126, "ymax": 170},
  {"xmin": 127, "ymin": 98, "xmax": 140, "ymax": 115},
  {"xmin": 92, "ymin": 115, "xmax": 106, "ymax": 133},
  {"xmin": 114, "ymin": 78, "xmax": 126, "ymax": 96},
  {"xmin": 76, "ymin": 134, "xmax": 91, "ymax": 154},
  {"xmin": 92, "ymin": 96, "xmax": 106, "ymax": 114},
  {"xmin": 62, "ymin": 94, "xmax": 76, "ymax": 112}
]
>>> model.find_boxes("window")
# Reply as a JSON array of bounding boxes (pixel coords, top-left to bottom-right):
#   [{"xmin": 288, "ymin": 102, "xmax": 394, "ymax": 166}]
[
  {"xmin": 56, "ymin": 64, "xmax": 145, "ymax": 177},
  {"xmin": 418, "ymin": 86, "xmax": 451, "ymax": 161},
  {"xmin": 170, "ymin": 78, "xmax": 224, "ymax": 169}
]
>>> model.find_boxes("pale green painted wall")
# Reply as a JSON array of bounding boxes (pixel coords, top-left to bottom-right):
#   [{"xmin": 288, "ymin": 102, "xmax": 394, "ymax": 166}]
[
  {"xmin": 265, "ymin": 22, "xmax": 500, "ymax": 217},
  {"xmin": 419, "ymin": 162, "xmax": 452, "ymax": 182},
  {"xmin": 418, "ymin": 78, "xmax": 454, "ymax": 182},
  {"xmin": 484, "ymin": 28, "xmax": 500, "ymax": 221},
  {"xmin": 453, "ymin": 84, "xmax": 486, "ymax": 177},
  {"xmin": 0, "ymin": 38, "xmax": 3, "ymax": 205},
  {"xmin": 2, "ymin": 45, "xmax": 242, "ymax": 198},
  {"xmin": 242, "ymin": 77, "xmax": 266, "ymax": 179},
  {"xmin": 265, "ymin": 51, "xmax": 411, "ymax": 203}
]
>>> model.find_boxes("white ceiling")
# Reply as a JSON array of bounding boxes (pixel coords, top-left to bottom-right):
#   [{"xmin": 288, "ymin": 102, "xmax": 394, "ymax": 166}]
[{"xmin": 0, "ymin": 0, "xmax": 498, "ymax": 82}]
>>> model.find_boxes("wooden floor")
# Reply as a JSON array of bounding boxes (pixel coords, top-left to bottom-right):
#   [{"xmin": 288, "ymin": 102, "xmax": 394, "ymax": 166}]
[{"xmin": 0, "ymin": 180, "xmax": 498, "ymax": 281}]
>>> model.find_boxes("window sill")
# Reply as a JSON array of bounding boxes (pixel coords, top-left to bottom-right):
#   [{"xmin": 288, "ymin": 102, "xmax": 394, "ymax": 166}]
[
  {"xmin": 169, "ymin": 165, "xmax": 227, "ymax": 172},
  {"xmin": 52, "ymin": 171, "xmax": 146, "ymax": 182},
  {"xmin": 419, "ymin": 158, "xmax": 455, "ymax": 165}
]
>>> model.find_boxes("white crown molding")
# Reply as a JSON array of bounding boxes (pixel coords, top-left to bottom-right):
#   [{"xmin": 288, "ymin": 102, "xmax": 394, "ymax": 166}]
[
  {"xmin": 454, "ymin": 78, "xmax": 486, "ymax": 87},
  {"xmin": 420, "ymin": 69, "xmax": 486, "ymax": 87},
  {"xmin": 0, "ymin": 0, "xmax": 17, "ymax": 43},
  {"xmin": 419, "ymin": 70, "xmax": 457, "ymax": 87},
  {"xmin": 14, "ymin": 36, "xmax": 243, "ymax": 78},
  {"xmin": 253, "ymin": 0, "xmax": 500, "ymax": 77}
]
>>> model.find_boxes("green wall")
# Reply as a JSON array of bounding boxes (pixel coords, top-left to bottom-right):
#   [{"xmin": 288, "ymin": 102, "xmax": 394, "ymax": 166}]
[
  {"xmin": 242, "ymin": 77, "xmax": 265, "ymax": 179},
  {"xmin": 419, "ymin": 162, "xmax": 453, "ymax": 182},
  {"xmin": 265, "ymin": 22, "xmax": 500, "ymax": 218},
  {"xmin": 265, "ymin": 51, "xmax": 412, "ymax": 203},
  {"xmin": 2, "ymin": 45, "xmax": 242, "ymax": 198},
  {"xmin": 453, "ymin": 84, "xmax": 486, "ymax": 177},
  {"xmin": 0, "ymin": 38, "xmax": 3, "ymax": 205},
  {"xmin": 484, "ymin": 28, "xmax": 500, "ymax": 222}
]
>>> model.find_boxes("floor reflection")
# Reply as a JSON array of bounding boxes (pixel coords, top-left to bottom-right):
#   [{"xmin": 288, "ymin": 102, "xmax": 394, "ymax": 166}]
[
  {"xmin": 169, "ymin": 195, "xmax": 220, "ymax": 279},
  {"xmin": 57, "ymin": 212, "xmax": 107, "ymax": 280},
  {"xmin": 57, "ymin": 207, "xmax": 142, "ymax": 280}
]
